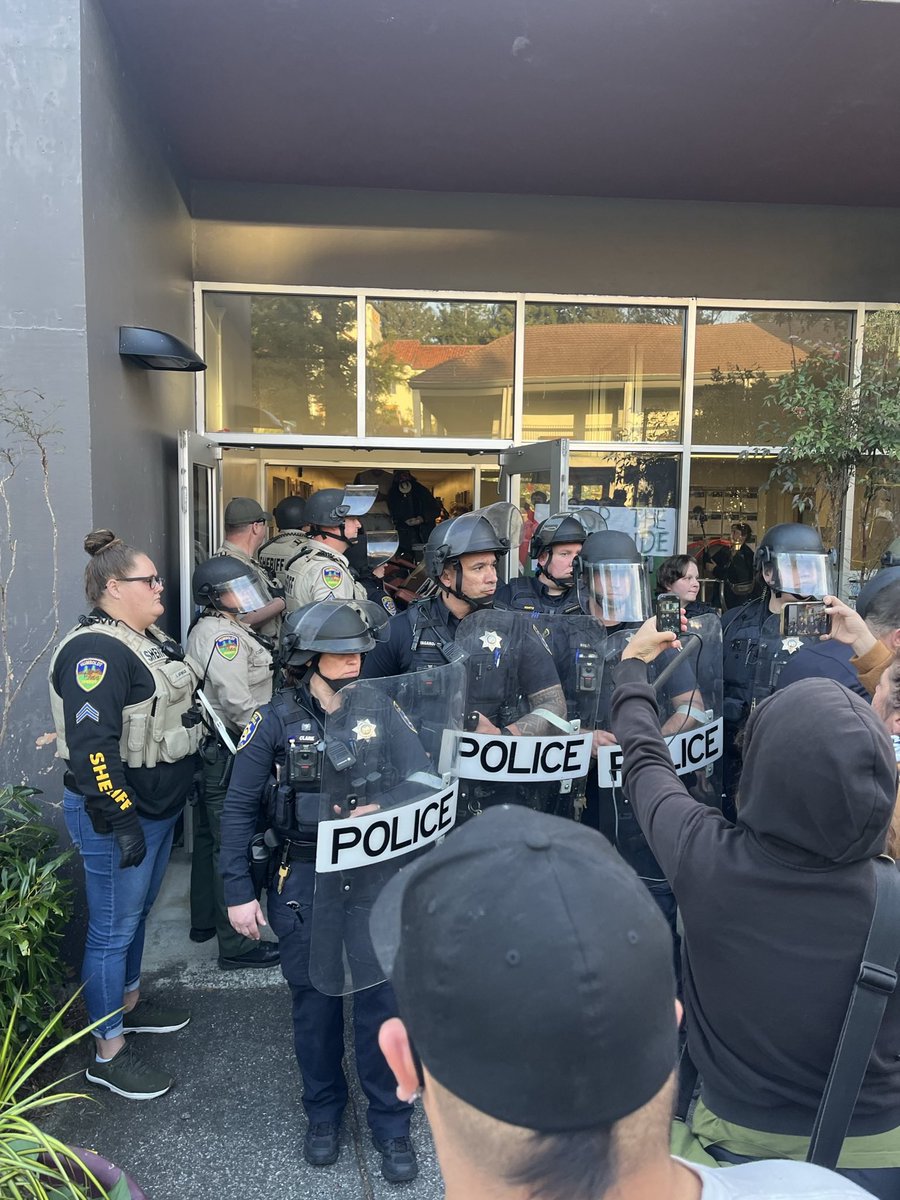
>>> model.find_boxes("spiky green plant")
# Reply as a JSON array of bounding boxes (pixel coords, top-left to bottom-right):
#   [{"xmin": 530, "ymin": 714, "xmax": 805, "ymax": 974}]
[{"xmin": 0, "ymin": 993, "xmax": 119, "ymax": 1199}]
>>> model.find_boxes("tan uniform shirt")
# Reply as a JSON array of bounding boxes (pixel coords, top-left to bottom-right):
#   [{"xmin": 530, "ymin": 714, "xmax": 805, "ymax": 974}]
[
  {"xmin": 215, "ymin": 540, "xmax": 283, "ymax": 639},
  {"xmin": 285, "ymin": 542, "xmax": 367, "ymax": 609},
  {"xmin": 257, "ymin": 530, "xmax": 309, "ymax": 606},
  {"xmin": 186, "ymin": 614, "xmax": 274, "ymax": 734}
]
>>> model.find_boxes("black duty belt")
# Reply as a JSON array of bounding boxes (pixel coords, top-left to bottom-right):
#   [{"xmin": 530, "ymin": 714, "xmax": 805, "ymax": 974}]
[{"xmin": 284, "ymin": 837, "xmax": 317, "ymax": 863}]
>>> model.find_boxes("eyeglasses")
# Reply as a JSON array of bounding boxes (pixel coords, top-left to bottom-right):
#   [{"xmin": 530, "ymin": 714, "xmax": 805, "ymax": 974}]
[{"xmin": 115, "ymin": 575, "xmax": 164, "ymax": 589}]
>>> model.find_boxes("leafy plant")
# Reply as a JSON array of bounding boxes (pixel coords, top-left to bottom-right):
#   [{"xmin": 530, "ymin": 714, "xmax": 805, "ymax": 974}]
[
  {"xmin": 758, "ymin": 345, "xmax": 900, "ymax": 579},
  {"xmin": 0, "ymin": 786, "xmax": 73, "ymax": 1057}
]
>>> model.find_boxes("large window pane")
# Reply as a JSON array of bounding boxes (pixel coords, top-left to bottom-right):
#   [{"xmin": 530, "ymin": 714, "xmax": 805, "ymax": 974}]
[
  {"xmin": 692, "ymin": 309, "xmax": 853, "ymax": 445},
  {"xmin": 523, "ymin": 305, "xmax": 686, "ymax": 442},
  {"xmin": 569, "ymin": 451, "xmax": 681, "ymax": 583},
  {"xmin": 366, "ymin": 299, "xmax": 515, "ymax": 438},
  {"xmin": 847, "ymin": 311, "xmax": 900, "ymax": 585},
  {"xmin": 204, "ymin": 292, "xmax": 357, "ymax": 436}
]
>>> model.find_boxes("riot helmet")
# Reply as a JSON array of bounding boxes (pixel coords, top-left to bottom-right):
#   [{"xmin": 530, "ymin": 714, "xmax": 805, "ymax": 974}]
[
  {"xmin": 192, "ymin": 555, "xmax": 269, "ymax": 614},
  {"xmin": 574, "ymin": 530, "xmax": 651, "ymax": 624},
  {"xmin": 305, "ymin": 485, "xmax": 377, "ymax": 545},
  {"xmin": 279, "ymin": 599, "xmax": 390, "ymax": 668},
  {"xmin": 273, "ymin": 495, "xmax": 308, "ymax": 532},
  {"xmin": 881, "ymin": 537, "xmax": 900, "ymax": 569},
  {"xmin": 531, "ymin": 508, "xmax": 608, "ymax": 589},
  {"xmin": 424, "ymin": 503, "xmax": 520, "ymax": 609},
  {"xmin": 754, "ymin": 523, "xmax": 832, "ymax": 598}
]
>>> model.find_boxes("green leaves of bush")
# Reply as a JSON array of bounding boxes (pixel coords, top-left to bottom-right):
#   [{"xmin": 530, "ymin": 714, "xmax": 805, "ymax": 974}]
[{"xmin": 0, "ymin": 787, "xmax": 73, "ymax": 1058}]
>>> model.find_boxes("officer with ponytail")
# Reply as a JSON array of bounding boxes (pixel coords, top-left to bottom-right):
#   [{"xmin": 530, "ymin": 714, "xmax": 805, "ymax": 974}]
[{"xmin": 49, "ymin": 530, "xmax": 200, "ymax": 1101}]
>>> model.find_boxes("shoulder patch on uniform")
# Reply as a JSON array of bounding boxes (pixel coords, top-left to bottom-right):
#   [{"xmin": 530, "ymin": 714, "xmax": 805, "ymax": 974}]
[
  {"xmin": 215, "ymin": 634, "xmax": 240, "ymax": 661},
  {"xmin": 76, "ymin": 658, "xmax": 107, "ymax": 692},
  {"xmin": 322, "ymin": 565, "xmax": 343, "ymax": 590},
  {"xmin": 237, "ymin": 710, "xmax": 263, "ymax": 750},
  {"xmin": 391, "ymin": 700, "xmax": 417, "ymax": 733},
  {"xmin": 382, "ymin": 595, "xmax": 398, "ymax": 616}
]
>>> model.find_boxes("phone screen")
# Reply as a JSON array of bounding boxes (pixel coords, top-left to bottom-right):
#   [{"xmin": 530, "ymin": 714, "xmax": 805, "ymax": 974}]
[
  {"xmin": 780, "ymin": 601, "xmax": 832, "ymax": 638},
  {"xmin": 656, "ymin": 592, "xmax": 682, "ymax": 635}
]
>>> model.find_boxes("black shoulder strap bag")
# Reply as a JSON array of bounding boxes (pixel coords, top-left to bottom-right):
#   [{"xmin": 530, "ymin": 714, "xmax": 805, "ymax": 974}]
[{"xmin": 807, "ymin": 856, "xmax": 900, "ymax": 1170}]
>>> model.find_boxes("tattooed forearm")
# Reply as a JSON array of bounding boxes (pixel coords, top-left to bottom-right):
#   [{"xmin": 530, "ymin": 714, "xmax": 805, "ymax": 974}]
[{"xmin": 516, "ymin": 684, "xmax": 567, "ymax": 735}]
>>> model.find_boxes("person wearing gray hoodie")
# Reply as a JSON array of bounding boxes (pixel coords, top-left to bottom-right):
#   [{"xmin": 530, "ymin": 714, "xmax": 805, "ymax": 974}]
[{"xmin": 611, "ymin": 625, "xmax": 900, "ymax": 1199}]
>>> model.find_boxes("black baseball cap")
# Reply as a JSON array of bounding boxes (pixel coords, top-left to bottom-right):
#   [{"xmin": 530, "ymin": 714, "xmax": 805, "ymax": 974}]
[{"xmin": 370, "ymin": 806, "xmax": 677, "ymax": 1132}]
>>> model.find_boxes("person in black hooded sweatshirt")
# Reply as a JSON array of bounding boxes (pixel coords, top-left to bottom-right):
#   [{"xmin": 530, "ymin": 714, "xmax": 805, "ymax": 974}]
[{"xmin": 610, "ymin": 618, "xmax": 900, "ymax": 1199}]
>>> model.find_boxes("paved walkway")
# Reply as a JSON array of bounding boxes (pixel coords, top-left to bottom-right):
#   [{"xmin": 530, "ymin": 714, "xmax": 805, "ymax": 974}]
[{"xmin": 44, "ymin": 849, "xmax": 442, "ymax": 1200}]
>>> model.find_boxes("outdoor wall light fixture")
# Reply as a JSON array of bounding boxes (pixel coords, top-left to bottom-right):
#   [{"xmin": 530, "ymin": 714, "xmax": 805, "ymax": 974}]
[{"xmin": 119, "ymin": 326, "xmax": 207, "ymax": 371}]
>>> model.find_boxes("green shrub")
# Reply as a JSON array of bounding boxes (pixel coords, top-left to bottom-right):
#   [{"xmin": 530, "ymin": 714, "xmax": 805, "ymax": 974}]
[{"xmin": 0, "ymin": 787, "xmax": 73, "ymax": 1055}]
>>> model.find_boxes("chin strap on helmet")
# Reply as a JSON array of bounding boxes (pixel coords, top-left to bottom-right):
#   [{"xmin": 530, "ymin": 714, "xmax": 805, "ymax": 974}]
[
  {"xmin": 535, "ymin": 555, "xmax": 572, "ymax": 591},
  {"xmin": 310, "ymin": 522, "xmax": 358, "ymax": 547},
  {"xmin": 438, "ymin": 560, "xmax": 494, "ymax": 611}
]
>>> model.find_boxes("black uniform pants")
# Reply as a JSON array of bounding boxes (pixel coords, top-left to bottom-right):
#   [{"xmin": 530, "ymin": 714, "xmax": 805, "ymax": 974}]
[{"xmin": 267, "ymin": 861, "xmax": 412, "ymax": 1140}]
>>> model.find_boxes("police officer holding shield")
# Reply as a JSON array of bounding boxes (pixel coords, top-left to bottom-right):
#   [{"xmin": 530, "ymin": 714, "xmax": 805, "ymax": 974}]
[
  {"xmin": 219, "ymin": 600, "xmax": 424, "ymax": 1183},
  {"xmin": 282, "ymin": 487, "xmax": 375, "ymax": 610},
  {"xmin": 184, "ymin": 555, "xmax": 280, "ymax": 970},
  {"xmin": 722, "ymin": 523, "xmax": 833, "ymax": 810},
  {"xmin": 362, "ymin": 506, "xmax": 565, "ymax": 737}
]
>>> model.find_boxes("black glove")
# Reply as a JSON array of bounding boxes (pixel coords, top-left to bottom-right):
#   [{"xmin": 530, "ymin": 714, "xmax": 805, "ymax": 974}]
[{"xmin": 115, "ymin": 826, "xmax": 146, "ymax": 869}]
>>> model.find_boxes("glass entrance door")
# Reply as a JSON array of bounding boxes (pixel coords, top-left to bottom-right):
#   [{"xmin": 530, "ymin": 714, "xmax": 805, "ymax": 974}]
[
  {"xmin": 178, "ymin": 431, "xmax": 222, "ymax": 638},
  {"xmin": 498, "ymin": 438, "xmax": 570, "ymax": 576}
]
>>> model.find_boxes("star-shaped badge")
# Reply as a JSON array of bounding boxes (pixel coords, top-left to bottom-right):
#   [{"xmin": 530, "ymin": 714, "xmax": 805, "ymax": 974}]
[
  {"xmin": 480, "ymin": 630, "xmax": 503, "ymax": 653},
  {"xmin": 781, "ymin": 637, "xmax": 804, "ymax": 654},
  {"xmin": 352, "ymin": 718, "xmax": 378, "ymax": 741}
]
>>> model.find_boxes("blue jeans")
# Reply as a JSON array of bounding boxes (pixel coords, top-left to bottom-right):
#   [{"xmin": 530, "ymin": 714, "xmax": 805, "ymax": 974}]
[{"xmin": 63, "ymin": 788, "xmax": 179, "ymax": 1039}]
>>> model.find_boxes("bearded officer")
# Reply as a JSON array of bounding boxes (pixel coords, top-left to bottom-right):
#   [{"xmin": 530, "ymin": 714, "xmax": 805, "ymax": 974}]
[
  {"xmin": 184, "ymin": 555, "xmax": 280, "ymax": 970},
  {"xmin": 215, "ymin": 497, "xmax": 285, "ymax": 638},
  {"xmin": 283, "ymin": 487, "xmax": 374, "ymax": 609},
  {"xmin": 219, "ymin": 599, "xmax": 422, "ymax": 1183},
  {"xmin": 257, "ymin": 496, "xmax": 310, "ymax": 607},
  {"xmin": 722, "ymin": 522, "xmax": 833, "ymax": 810}
]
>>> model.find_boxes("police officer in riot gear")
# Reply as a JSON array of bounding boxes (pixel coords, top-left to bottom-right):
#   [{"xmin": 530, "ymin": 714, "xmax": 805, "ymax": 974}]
[
  {"xmin": 257, "ymin": 495, "xmax": 310, "ymax": 595},
  {"xmin": 345, "ymin": 525, "xmax": 402, "ymax": 616},
  {"xmin": 215, "ymin": 497, "xmax": 286, "ymax": 638},
  {"xmin": 49, "ymin": 530, "xmax": 199, "ymax": 1101},
  {"xmin": 185, "ymin": 555, "xmax": 280, "ymax": 970},
  {"xmin": 497, "ymin": 508, "xmax": 607, "ymax": 615},
  {"xmin": 362, "ymin": 507, "xmax": 565, "ymax": 737},
  {"xmin": 722, "ymin": 522, "xmax": 833, "ymax": 810},
  {"xmin": 219, "ymin": 599, "xmax": 423, "ymax": 1183},
  {"xmin": 574, "ymin": 529, "xmax": 709, "ymax": 965},
  {"xmin": 281, "ymin": 487, "xmax": 375, "ymax": 609}
]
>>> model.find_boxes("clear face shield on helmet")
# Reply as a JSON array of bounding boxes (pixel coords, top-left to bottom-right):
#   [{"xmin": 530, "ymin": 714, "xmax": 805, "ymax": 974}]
[
  {"xmin": 479, "ymin": 502, "xmax": 524, "ymax": 558},
  {"xmin": 210, "ymin": 573, "xmax": 269, "ymax": 614},
  {"xmin": 569, "ymin": 508, "xmax": 608, "ymax": 535},
  {"xmin": 340, "ymin": 485, "xmax": 378, "ymax": 517},
  {"xmin": 767, "ymin": 552, "xmax": 832, "ymax": 598},
  {"xmin": 365, "ymin": 529, "xmax": 400, "ymax": 568},
  {"xmin": 583, "ymin": 562, "xmax": 652, "ymax": 624}
]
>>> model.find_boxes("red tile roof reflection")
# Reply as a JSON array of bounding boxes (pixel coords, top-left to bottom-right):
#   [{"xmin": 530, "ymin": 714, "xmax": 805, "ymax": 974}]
[
  {"xmin": 378, "ymin": 340, "xmax": 473, "ymax": 370},
  {"xmin": 406, "ymin": 323, "xmax": 806, "ymax": 387}
]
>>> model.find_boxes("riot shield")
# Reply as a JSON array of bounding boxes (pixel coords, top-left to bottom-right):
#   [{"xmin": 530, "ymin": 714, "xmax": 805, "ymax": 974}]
[
  {"xmin": 310, "ymin": 661, "xmax": 465, "ymax": 996},
  {"xmin": 451, "ymin": 609, "xmax": 595, "ymax": 819},
  {"xmin": 594, "ymin": 615, "xmax": 724, "ymax": 881}
]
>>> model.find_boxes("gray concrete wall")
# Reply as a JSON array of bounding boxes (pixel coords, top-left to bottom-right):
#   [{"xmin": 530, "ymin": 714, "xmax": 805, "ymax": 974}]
[
  {"xmin": 192, "ymin": 182, "xmax": 900, "ymax": 302},
  {"xmin": 81, "ymin": 0, "xmax": 195, "ymax": 638},
  {"xmin": 0, "ymin": 0, "xmax": 92, "ymax": 788}
]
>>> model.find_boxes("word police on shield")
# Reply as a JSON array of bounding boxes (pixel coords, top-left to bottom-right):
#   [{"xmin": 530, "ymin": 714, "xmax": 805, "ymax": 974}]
[
  {"xmin": 597, "ymin": 717, "xmax": 724, "ymax": 788},
  {"xmin": 457, "ymin": 732, "xmax": 592, "ymax": 783},
  {"xmin": 316, "ymin": 783, "xmax": 458, "ymax": 873}
]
